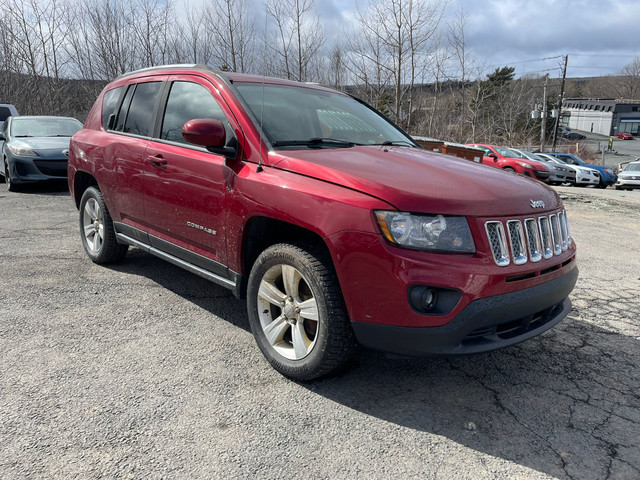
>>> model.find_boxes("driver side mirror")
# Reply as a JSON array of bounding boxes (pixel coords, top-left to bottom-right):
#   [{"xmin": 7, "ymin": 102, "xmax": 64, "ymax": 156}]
[
  {"xmin": 182, "ymin": 118, "xmax": 237, "ymax": 160},
  {"xmin": 487, "ymin": 153, "xmax": 498, "ymax": 162},
  {"xmin": 0, "ymin": 132, "xmax": 5, "ymax": 141}
]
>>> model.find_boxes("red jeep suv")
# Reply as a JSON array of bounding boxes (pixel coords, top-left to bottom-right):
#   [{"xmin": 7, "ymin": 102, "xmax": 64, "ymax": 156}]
[
  {"xmin": 68, "ymin": 65, "xmax": 578, "ymax": 380},
  {"xmin": 468, "ymin": 143, "xmax": 551, "ymax": 182}
]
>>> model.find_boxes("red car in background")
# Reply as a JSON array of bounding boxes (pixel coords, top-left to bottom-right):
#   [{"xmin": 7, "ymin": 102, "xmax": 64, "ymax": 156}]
[
  {"xmin": 467, "ymin": 144, "xmax": 551, "ymax": 183},
  {"xmin": 617, "ymin": 132, "xmax": 634, "ymax": 140}
]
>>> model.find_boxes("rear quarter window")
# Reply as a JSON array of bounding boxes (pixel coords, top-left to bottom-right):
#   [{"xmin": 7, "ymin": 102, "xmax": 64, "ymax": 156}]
[
  {"xmin": 0, "ymin": 106, "xmax": 11, "ymax": 122},
  {"xmin": 102, "ymin": 87, "xmax": 124, "ymax": 130}
]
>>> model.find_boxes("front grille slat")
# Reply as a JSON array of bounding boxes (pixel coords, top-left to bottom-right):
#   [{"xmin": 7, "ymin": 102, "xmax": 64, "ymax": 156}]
[
  {"xmin": 486, "ymin": 210, "xmax": 571, "ymax": 267},
  {"xmin": 485, "ymin": 221, "xmax": 510, "ymax": 266},
  {"xmin": 506, "ymin": 220, "xmax": 527, "ymax": 265},
  {"xmin": 524, "ymin": 218, "xmax": 542, "ymax": 262},
  {"xmin": 549, "ymin": 214, "xmax": 562, "ymax": 255}
]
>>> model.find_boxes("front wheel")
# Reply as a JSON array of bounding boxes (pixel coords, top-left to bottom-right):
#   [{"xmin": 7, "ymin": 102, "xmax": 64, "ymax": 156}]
[
  {"xmin": 247, "ymin": 243, "xmax": 356, "ymax": 381},
  {"xmin": 4, "ymin": 157, "xmax": 19, "ymax": 192},
  {"xmin": 503, "ymin": 167, "xmax": 516, "ymax": 173},
  {"xmin": 79, "ymin": 186, "xmax": 128, "ymax": 264}
]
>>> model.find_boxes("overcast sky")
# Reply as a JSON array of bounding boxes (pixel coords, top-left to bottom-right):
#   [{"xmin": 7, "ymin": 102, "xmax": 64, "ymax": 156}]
[{"xmin": 299, "ymin": 0, "xmax": 640, "ymax": 79}]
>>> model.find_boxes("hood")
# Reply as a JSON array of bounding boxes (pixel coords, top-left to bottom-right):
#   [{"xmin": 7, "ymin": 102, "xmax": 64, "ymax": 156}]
[
  {"xmin": 270, "ymin": 146, "xmax": 560, "ymax": 217},
  {"xmin": 11, "ymin": 136, "xmax": 71, "ymax": 155}
]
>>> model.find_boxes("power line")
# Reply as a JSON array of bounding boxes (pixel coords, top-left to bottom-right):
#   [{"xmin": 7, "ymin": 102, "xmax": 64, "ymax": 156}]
[
  {"xmin": 484, "ymin": 55, "xmax": 564, "ymax": 69},
  {"xmin": 568, "ymin": 53, "xmax": 639, "ymax": 59}
]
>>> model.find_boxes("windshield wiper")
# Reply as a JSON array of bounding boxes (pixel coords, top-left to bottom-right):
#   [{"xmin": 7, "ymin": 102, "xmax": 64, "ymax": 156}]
[
  {"xmin": 376, "ymin": 140, "xmax": 415, "ymax": 147},
  {"xmin": 272, "ymin": 137, "xmax": 358, "ymax": 148}
]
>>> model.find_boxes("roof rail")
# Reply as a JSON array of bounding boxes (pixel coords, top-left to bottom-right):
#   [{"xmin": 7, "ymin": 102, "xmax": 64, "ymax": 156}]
[{"xmin": 115, "ymin": 64, "xmax": 214, "ymax": 81}]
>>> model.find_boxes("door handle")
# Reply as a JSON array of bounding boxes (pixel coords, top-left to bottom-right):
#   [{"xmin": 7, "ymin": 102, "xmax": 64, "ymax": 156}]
[{"xmin": 147, "ymin": 155, "xmax": 167, "ymax": 168}]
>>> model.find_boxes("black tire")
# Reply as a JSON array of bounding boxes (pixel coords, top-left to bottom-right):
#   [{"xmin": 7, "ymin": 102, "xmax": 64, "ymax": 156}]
[
  {"xmin": 503, "ymin": 167, "xmax": 516, "ymax": 173},
  {"xmin": 597, "ymin": 180, "xmax": 607, "ymax": 189},
  {"xmin": 79, "ymin": 186, "xmax": 128, "ymax": 264},
  {"xmin": 246, "ymin": 243, "xmax": 356, "ymax": 381},
  {"xmin": 4, "ymin": 157, "xmax": 19, "ymax": 192}
]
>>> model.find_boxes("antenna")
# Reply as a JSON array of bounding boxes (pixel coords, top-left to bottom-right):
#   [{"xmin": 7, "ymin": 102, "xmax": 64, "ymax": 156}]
[{"xmin": 257, "ymin": 3, "xmax": 270, "ymax": 173}]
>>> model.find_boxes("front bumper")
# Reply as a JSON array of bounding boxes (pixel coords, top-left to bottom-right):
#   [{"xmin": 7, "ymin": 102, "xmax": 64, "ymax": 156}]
[
  {"xmin": 575, "ymin": 173, "xmax": 599, "ymax": 185},
  {"xmin": 616, "ymin": 176, "xmax": 640, "ymax": 188},
  {"xmin": 7, "ymin": 155, "xmax": 68, "ymax": 183},
  {"xmin": 352, "ymin": 266, "xmax": 578, "ymax": 356},
  {"xmin": 549, "ymin": 171, "xmax": 574, "ymax": 183}
]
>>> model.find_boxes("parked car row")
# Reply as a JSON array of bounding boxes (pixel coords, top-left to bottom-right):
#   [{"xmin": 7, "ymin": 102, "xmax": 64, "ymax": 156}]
[{"xmin": 464, "ymin": 142, "xmax": 618, "ymax": 189}]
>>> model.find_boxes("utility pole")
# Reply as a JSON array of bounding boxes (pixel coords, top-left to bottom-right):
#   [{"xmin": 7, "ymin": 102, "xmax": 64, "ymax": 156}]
[
  {"xmin": 540, "ymin": 73, "xmax": 549, "ymax": 152},
  {"xmin": 551, "ymin": 55, "xmax": 569, "ymax": 153}
]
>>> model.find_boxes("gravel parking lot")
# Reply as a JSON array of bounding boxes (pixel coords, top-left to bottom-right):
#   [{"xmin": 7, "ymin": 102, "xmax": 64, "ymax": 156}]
[{"xmin": 1, "ymin": 183, "xmax": 639, "ymax": 480}]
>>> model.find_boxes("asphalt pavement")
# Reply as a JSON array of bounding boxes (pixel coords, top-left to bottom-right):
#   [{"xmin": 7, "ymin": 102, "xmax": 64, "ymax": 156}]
[{"xmin": 1, "ymin": 182, "xmax": 639, "ymax": 479}]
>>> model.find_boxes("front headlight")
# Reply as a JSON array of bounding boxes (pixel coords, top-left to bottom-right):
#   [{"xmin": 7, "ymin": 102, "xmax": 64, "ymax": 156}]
[
  {"xmin": 8, "ymin": 144, "xmax": 38, "ymax": 157},
  {"xmin": 375, "ymin": 211, "xmax": 475, "ymax": 253},
  {"xmin": 517, "ymin": 161, "xmax": 533, "ymax": 169}
]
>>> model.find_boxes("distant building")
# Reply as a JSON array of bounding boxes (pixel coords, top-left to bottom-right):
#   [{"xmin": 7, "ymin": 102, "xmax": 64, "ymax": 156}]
[{"xmin": 562, "ymin": 98, "xmax": 640, "ymax": 136}]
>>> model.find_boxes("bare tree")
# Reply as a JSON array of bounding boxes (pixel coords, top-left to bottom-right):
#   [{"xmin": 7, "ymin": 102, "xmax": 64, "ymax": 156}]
[
  {"xmin": 619, "ymin": 57, "xmax": 640, "ymax": 99},
  {"xmin": 266, "ymin": 0, "xmax": 325, "ymax": 82},
  {"xmin": 205, "ymin": 0, "xmax": 255, "ymax": 72},
  {"xmin": 348, "ymin": 0, "xmax": 446, "ymax": 130}
]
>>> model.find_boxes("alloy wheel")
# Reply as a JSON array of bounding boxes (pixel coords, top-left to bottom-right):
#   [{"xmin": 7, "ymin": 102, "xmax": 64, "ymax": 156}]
[
  {"xmin": 82, "ymin": 197, "xmax": 105, "ymax": 254},
  {"xmin": 257, "ymin": 264, "xmax": 319, "ymax": 360}
]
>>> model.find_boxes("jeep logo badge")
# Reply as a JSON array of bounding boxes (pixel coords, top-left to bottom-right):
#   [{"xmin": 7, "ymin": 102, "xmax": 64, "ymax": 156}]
[{"xmin": 530, "ymin": 200, "xmax": 545, "ymax": 209}]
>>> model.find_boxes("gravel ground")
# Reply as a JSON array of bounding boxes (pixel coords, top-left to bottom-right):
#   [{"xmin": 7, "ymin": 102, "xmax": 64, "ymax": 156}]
[{"xmin": 0, "ymin": 182, "xmax": 639, "ymax": 480}]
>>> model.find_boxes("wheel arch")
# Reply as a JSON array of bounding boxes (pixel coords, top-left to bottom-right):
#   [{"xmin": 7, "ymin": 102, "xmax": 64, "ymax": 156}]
[
  {"xmin": 239, "ymin": 215, "xmax": 336, "ymax": 299},
  {"xmin": 72, "ymin": 171, "xmax": 99, "ymax": 208}
]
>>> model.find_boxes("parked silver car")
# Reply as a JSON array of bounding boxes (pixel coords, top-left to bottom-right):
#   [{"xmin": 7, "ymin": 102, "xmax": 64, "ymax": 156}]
[
  {"xmin": 536, "ymin": 153, "xmax": 600, "ymax": 187},
  {"xmin": 511, "ymin": 149, "xmax": 575, "ymax": 185},
  {"xmin": 615, "ymin": 161, "xmax": 640, "ymax": 190}
]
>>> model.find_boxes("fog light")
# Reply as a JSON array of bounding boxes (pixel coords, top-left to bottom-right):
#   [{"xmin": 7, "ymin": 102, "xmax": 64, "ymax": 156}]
[
  {"xmin": 408, "ymin": 285, "xmax": 462, "ymax": 316},
  {"xmin": 409, "ymin": 286, "xmax": 438, "ymax": 312}
]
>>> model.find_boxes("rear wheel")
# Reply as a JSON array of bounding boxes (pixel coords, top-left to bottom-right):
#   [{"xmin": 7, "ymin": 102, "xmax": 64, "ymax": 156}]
[
  {"xmin": 247, "ymin": 243, "xmax": 356, "ymax": 381},
  {"xmin": 503, "ymin": 167, "xmax": 516, "ymax": 173},
  {"xmin": 79, "ymin": 186, "xmax": 128, "ymax": 264}
]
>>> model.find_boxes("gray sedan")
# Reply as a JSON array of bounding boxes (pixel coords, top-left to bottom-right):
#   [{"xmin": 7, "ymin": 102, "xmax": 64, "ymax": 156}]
[
  {"xmin": 1, "ymin": 115, "xmax": 82, "ymax": 191},
  {"xmin": 510, "ymin": 148, "xmax": 576, "ymax": 185}
]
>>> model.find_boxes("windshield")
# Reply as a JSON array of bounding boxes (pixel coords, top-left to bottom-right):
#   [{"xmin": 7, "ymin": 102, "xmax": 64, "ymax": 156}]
[
  {"xmin": 234, "ymin": 83, "xmax": 415, "ymax": 149},
  {"xmin": 495, "ymin": 147, "xmax": 521, "ymax": 159},
  {"xmin": 11, "ymin": 117, "xmax": 82, "ymax": 138},
  {"xmin": 623, "ymin": 163, "xmax": 640, "ymax": 172}
]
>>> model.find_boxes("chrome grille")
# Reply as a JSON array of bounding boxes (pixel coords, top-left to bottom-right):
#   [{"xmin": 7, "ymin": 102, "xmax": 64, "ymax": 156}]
[
  {"xmin": 524, "ymin": 218, "xmax": 542, "ymax": 262},
  {"xmin": 558, "ymin": 211, "xmax": 568, "ymax": 251},
  {"xmin": 549, "ymin": 214, "xmax": 562, "ymax": 255},
  {"xmin": 486, "ymin": 211, "xmax": 571, "ymax": 267},
  {"xmin": 506, "ymin": 220, "xmax": 527, "ymax": 265},
  {"xmin": 538, "ymin": 216, "xmax": 553, "ymax": 259},
  {"xmin": 485, "ymin": 221, "xmax": 510, "ymax": 266}
]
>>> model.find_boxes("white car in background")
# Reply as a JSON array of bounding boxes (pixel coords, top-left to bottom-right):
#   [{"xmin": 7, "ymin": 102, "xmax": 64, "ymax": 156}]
[
  {"xmin": 615, "ymin": 161, "xmax": 640, "ymax": 190},
  {"xmin": 537, "ymin": 153, "xmax": 600, "ymax": 186}
]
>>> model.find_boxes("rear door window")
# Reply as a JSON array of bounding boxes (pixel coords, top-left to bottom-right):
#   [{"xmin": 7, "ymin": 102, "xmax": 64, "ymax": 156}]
[{"xmin": 123, "ymin": 82, "xmax": 162, "ymax": 136}]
